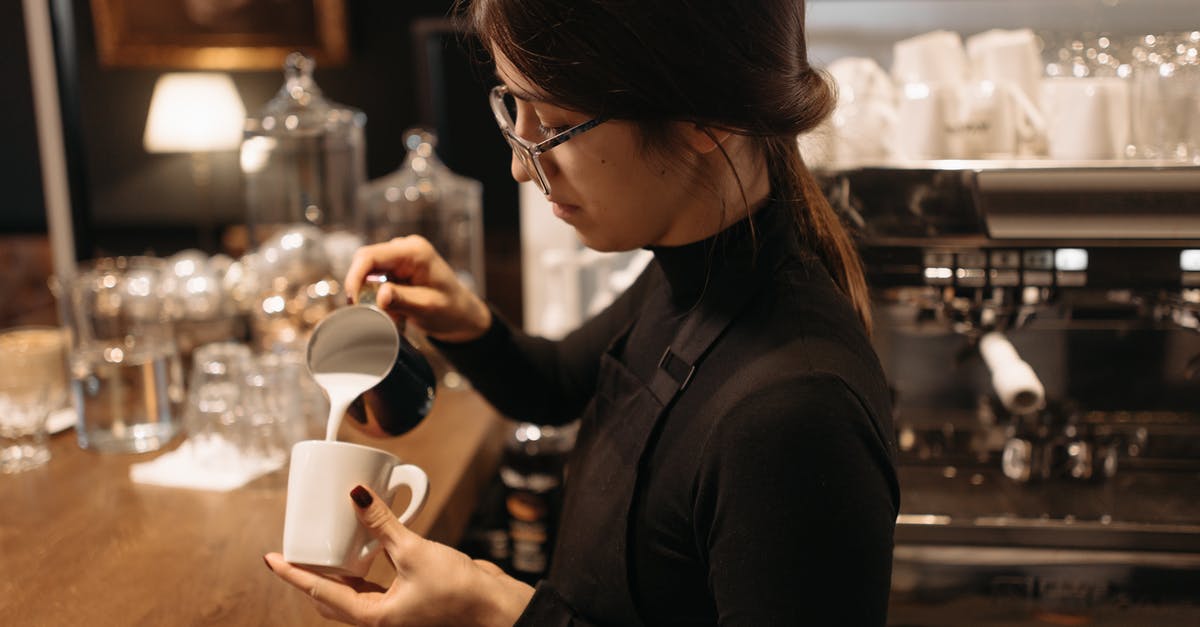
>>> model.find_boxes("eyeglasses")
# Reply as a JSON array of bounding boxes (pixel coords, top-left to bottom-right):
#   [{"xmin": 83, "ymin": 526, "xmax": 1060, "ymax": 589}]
[{"xmin": 489, "ymin": 85, "xmax": 607, "ymax": 196}]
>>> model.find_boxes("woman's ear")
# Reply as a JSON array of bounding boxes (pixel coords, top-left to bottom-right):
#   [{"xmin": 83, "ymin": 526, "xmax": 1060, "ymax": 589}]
[{"xmin": 675, "ymin": 122, "xmax": 732, "ymax": 154}]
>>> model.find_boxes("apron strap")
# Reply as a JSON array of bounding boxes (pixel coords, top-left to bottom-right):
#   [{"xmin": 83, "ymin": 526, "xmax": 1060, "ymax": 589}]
[
  {"xmin": 647, "ymin": 263, "xmax": 769, "ymax": 406},
  {"xmin": 546, "ymin": 244, "xmax": 779, "ymax": 626}
]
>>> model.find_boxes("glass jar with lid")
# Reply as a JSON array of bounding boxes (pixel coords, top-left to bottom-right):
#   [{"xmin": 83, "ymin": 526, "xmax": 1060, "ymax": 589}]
[
  {"xmin": 359, "ymin": 128, "xmax": 485, "ymax": 295},
  {"xmin": 241, "ymin": 52, "xmax": 367, "ymax": 246}
]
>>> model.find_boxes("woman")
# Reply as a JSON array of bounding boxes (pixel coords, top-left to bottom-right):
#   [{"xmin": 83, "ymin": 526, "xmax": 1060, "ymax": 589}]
[{"xmin": 264, "ymin": 0, "xmax": 899, "ymax": 624}]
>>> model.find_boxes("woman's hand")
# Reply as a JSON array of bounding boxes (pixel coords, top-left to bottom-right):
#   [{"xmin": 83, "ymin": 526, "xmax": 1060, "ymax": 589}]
[
  {"xmin": 264, "ymin": 485, "xmax": 534, "ymax": 627},
  {"xmin": 344, "ymin": 235, "xmax": 492, "ymax": 343}
]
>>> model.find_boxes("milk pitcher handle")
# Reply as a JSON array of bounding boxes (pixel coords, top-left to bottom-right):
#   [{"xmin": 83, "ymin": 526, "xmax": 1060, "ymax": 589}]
[
  {"xmin": 356, "ymin": 273, "xmax": 390, "ymax": 308},
  {"xmin": 357, "ymin": 273, "xmax": 409, "ymax": 332}
]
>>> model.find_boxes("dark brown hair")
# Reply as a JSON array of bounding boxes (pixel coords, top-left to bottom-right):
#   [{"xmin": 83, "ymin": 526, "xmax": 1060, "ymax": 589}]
[{"xmin": 464, "ymin": 0, "xmax": 871, "ymax": 333}]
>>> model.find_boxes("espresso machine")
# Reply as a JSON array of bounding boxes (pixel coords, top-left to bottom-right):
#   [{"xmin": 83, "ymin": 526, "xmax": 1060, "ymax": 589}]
[{"xmin": 823, "ymin": 163, "xmax": 1200, "ymax": 623}]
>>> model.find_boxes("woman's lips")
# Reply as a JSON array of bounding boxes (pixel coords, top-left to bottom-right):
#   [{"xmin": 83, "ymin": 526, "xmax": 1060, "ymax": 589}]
[{"xmin": 551, "ymin": 201, "xmax": 581, "ymax": 221}]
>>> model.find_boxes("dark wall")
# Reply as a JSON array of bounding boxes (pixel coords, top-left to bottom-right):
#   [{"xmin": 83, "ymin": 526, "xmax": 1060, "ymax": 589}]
[
  {"xmin": 1, "ymin": 0, "xmax": 47, "ymax": 233},
  {"xmin": 4, "ymin": 0, "xmax": 523, "ymax": 323},
  {"xmin": 72, "ymin": 0, "xmax": 456, "ymax": 234}
]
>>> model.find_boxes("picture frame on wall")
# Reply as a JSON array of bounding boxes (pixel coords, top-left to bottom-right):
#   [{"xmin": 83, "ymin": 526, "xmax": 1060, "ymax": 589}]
[{"xmin": 89, "ymin": 0, "xmax": 348, "ymax": 69}]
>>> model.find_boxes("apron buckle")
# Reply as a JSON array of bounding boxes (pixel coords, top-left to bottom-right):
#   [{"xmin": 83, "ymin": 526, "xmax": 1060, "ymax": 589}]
[{"xmin": 657, "ymin": 346, "xmax": 697, "ymax": 392}]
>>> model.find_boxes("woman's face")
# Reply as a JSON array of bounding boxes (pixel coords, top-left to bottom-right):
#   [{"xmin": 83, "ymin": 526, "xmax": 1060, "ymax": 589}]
[{"xmin": 494, "ymin": 54, "xmax": 716, "ymax": 252}]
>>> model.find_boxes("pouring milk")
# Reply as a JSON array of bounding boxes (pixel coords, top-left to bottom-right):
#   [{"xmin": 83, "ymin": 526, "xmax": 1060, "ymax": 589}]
[
  {"xmin": 306, "ymin": 305, "xmax": 405, "ymax": 441},
  {"xmin": 306, "ymin": 292, "xmax": 439, "ymax": 440},
  {"xmin": 313, "ymin": 372, "xmax": 386, "ymax": 440}
]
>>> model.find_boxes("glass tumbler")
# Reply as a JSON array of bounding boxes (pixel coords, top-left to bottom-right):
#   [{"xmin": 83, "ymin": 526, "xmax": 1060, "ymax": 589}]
[
  {"xmin": 0, "ymin": 327, "xmax": 68, "ymax": 473},
  {"xmin": 59, "ymin": 257, "xmax": 184, "ymax": 453},
  {"xmin": 1129, "ymin": 32, "xmax": 1200, "ymax": 161},
  {"xmin": 185, "ymin": 342, "xmax": 254, "ymax": 462},
  {"xmin": 240, "ymin": 351, "xmax": 307, "ymax": 465}
]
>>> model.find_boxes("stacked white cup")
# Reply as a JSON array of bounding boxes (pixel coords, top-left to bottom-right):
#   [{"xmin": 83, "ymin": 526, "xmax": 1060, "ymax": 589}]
[
  {"xmin": 890, "ymin": 30, "xmax": 971, "ymax": 160},
  {"xmin": 810, "ymin": 57, "xmax": 896, "ymax": 166},
  {"xmin": 889, "ymin": 29, "xmax": 1047, "ymax": 161},
  {"xmin": 965, "ymin": 29, "xmax": 1048, "ymax": 159}
]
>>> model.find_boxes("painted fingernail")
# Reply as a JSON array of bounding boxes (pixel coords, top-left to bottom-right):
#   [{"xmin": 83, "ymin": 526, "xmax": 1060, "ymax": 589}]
[
  {"xmin": 346, "ymin": 295, "xmax": 354, "ymax": 305},
  {"xmin": 263, "ymin": 556, "xmax": 273, "ymax": 572},
  {"xmin": 350, "ymin": 485, "xmax": 373, "ymax": 508}
]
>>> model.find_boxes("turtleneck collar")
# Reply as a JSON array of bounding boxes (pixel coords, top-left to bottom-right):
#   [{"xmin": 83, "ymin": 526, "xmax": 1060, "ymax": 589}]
[{"xmin": 646, "ymin": 198, "xmax": 793, "ymax": 308}]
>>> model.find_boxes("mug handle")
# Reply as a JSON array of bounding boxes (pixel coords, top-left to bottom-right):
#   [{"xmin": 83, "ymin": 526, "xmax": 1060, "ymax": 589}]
[
  {"xmin": 357, "ymin": 464, "xmax": 430, "ymax": 562},
  {"xmin": 388, "ymin": 463, "xmax": 430, "ymax": 524},
  {"xmin": 1006, "ymin": 82, "xmax": 1046, "ymax": 147}
]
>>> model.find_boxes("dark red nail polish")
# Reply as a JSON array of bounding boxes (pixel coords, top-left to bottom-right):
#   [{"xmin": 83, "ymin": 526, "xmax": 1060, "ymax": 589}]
[
  {"xmin": 350, "ymin": 485, "xmax": 373, "ymax": 508},
  {"xmin": 346, "ymin": 295, "xmax": 354, "ymax": 305},
  {"xmin": 263, "ymin": 556, "xmax": 273, "ymax": 572}
]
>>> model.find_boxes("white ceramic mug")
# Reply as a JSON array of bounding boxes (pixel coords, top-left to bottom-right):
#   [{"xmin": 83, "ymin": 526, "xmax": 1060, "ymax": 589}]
[
  {"xmin": 826, "ymin": 57, "xmax": 897, "ymax": 164},
  {"xmin": 892, "ymin": 82, "xmax": 965, "ymax": 160},
  {"xmin": 966, "ymin": 28, "xmax": 1043, "ymax": 110},
  {"xmin": 1041, "ymin": 77, "xmax": 1130, "ymax": 161},
  {"xmin": 282, "ymin": 440, "xmax": 430, "ymax": 576},
  {"xmin": 893, "ymin": 79, "xmax": 1047, "ymax": 161},
  {"xmin": 959, "ymin": 80, "xmax": 1046, "ymax": 158},
  {"xmin": 892, "ymin": 30, "xmax": 968, "ymax": 86},
  {"xmin": 828, "ymin": 56, "xmax": 895, "ymax": 106}
]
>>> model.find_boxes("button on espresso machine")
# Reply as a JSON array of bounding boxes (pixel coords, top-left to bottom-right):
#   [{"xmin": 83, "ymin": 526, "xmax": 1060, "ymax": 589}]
[{"xmin": 825, "ymin": 164, "xmax": 1200, "ymax": 619}]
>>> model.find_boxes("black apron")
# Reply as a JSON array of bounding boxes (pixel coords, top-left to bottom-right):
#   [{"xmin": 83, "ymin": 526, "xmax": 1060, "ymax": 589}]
[{"xmin": 546, "ymin": 260, "xmax": 770, "ymax": 626}]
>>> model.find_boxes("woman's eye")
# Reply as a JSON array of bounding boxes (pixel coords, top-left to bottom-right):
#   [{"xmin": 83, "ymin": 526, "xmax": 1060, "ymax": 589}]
[{"xmin": 538, "ymin": 123, "xmax": 571, "ymax": 138}]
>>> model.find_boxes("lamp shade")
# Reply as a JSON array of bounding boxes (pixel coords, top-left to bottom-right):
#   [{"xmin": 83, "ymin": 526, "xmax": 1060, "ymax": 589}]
[{"xmin": 143, "ymin": 73, "xmax": 246, "ymax": 153}]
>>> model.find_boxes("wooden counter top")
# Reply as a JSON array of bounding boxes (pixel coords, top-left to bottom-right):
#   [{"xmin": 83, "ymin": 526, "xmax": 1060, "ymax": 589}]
[{"xmin": 0, "ymin": 387, "xmax": 507, "ymax": 626}]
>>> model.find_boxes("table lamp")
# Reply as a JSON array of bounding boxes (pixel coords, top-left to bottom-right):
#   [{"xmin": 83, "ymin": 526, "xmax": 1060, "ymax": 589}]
[{"xmin": 143, "ymin": 72, "xmax": 246, "ymax": 249}]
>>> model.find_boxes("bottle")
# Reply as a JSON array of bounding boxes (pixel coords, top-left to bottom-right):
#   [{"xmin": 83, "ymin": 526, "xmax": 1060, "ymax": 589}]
[
  {"xmin": 241, "ymin": 52, "xmax": 367, "ymax": 247},
  {"xmin": 457, "ymin": 473, "xmax": 513, "ymax": 572},
  {"xmin": 499, "ymin": 422, "xmax": 577, "ymax": 584}
]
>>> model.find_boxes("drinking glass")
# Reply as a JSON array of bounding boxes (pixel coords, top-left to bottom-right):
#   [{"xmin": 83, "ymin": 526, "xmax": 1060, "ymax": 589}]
[
  {"xmin": 1128, "ymin": 32, "xmax": 1200, "ymax": 162},
  {"xmin": 241, "ymin": 351, "xmax": 307, "ymax": 465},
  {"xmin": 0, "ymin": 327, "xmax": 68, "ymax": 473},
  {"xmin": 164, "ymin": 249, "xmax": 242, "ymax": 369},
  {"xmin": 59, "ymin": 257, "xmax": 184, "ymax": 453},
  {"xmin": 184, "ymin": 342, "xmax": 254, "ymax": 461}
]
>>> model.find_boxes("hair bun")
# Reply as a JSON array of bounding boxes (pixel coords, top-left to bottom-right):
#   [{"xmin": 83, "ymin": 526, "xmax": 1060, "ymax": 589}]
[{"xmin": 768, "ymin": 68, "xmax": 836, "ymax": 137}]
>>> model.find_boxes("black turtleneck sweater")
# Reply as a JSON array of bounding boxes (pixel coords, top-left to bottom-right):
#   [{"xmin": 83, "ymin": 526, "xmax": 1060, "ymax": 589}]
[{"xmin": 436, "ymin": 200, "xmax": 899, "ymax": 626}]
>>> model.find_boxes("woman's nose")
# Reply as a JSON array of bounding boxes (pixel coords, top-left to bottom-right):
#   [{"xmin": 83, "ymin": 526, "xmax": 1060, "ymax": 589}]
[{"xmin": 510, "ymin": 152, "xmax": 532, "ymax": 184}]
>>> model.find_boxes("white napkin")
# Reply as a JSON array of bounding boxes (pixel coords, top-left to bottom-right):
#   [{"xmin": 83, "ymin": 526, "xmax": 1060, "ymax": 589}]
[{"xmin": 130, "ymin": 435, "xmax": 286, "ymax": 491}]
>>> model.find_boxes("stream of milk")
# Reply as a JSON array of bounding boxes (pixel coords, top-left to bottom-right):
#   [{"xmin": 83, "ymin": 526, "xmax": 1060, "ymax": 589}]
[{"xmin": 312, "ymin": 372, "xmax": 385, "ymax": 441}]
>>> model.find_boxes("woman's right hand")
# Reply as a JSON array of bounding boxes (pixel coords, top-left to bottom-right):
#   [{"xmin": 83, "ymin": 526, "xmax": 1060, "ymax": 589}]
[{"xmin": 344, "ymin": 235, "xmax": 492, "ymax": 343}]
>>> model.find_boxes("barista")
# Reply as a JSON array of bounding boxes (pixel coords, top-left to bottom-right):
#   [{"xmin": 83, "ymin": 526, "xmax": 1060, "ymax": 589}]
[{"xmin": 264, "ymin": 0, "xmax": 900, "ymax": 624}]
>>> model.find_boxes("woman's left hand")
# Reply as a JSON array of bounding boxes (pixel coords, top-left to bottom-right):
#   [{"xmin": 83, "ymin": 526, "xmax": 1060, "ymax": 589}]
[{"xmin": 265, "ymin": 485, "xmax": 534, "ymax": 626}]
